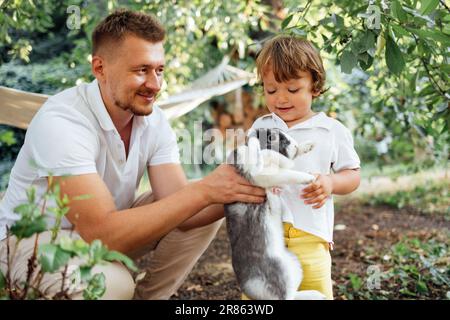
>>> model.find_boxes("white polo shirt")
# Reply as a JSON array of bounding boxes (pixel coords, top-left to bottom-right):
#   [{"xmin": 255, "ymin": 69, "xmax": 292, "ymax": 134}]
[
  {"xmin": 0, "ymin": 80, "xmax": 180, "ymax": 240},
  {"xmin": 251, "ymin": 112, "xmax": 360, "ymax": 242}
]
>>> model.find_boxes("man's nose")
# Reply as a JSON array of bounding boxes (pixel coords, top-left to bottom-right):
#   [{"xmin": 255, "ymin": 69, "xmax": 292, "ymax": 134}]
[{"xmin": 144, "ymin": 71, "xmax": 161, "ymax": 92}]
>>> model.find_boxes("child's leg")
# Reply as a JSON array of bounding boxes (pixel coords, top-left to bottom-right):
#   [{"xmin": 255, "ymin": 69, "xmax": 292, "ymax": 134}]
[
  {"xmin": 284, "ymin": 223, "xmax": 333, "ymax": 300},
  {"xmin": 241, "ymin": 224, "xmax": 332, "ymax": 300}
]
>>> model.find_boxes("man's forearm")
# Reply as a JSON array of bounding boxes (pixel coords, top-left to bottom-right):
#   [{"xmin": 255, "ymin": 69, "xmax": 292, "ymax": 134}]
[
  {"xmin": 330, "ymin": 168, "xmax": 361, "ymax": 195},
  {"xmin": 177, "ymin": 204, "xmax": 224, "ymax": 231},
  {"xmin": 83, "ymin": 181, "xmax": 210, "ymax": 254}
]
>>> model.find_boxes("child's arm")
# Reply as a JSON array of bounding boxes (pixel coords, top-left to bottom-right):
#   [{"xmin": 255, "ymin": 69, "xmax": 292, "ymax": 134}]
[{"xmin": 300, "ymin": 168, "xmax": 360, "ymax": 209}]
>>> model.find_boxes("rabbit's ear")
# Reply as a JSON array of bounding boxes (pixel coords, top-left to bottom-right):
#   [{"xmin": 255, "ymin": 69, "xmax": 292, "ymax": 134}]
[
  {"xmin": 247, "ymin": 128, "xmax": 257, "ymax": 138},
  {"xmin": 247, "ymin": 136, "xmax": 263, "ymax": 175},
  {"xmin": 245, "ymin": 128, "xmax": 257, "ymax": 145}
]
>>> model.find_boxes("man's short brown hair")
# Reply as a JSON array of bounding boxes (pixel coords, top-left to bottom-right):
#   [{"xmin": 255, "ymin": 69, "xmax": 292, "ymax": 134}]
[
  {"xmin": 256, "ymin": 35, "xmax": 326, "ymax": 94},
  {"xmin": 92, "ymin": 9, "xmax": 165, "ymax": 55}
]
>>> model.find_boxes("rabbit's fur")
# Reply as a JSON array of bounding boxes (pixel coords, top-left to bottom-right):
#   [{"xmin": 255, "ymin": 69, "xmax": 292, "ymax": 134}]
[{"xmin": 224, "ymin": 128, "xmax": 326, "ymax": 300}]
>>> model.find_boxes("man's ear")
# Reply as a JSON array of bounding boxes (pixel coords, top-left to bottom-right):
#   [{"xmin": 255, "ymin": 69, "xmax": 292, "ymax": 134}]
[{"xmin": 91, "ymin": 55, "xmax": 106, "ymax": 82}]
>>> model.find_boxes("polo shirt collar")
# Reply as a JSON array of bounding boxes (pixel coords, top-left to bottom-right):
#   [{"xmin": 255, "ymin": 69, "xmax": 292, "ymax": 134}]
[
  {"xmin": 270, "ymin": 111, "xmax": 333, "ymax": 131},
  {"xmin": 86, "ymin": 79, "xmax": 149, "ymax": 132}
]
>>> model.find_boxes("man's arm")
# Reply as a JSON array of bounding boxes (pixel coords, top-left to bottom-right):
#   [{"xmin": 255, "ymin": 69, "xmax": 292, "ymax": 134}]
[
  {"xmin": 53, "ymin": 164, "xmax": 265, "ymax": 254},
  {"xmin": 147, "ymin": 163, "xmax": 224, "ymax": 231}
]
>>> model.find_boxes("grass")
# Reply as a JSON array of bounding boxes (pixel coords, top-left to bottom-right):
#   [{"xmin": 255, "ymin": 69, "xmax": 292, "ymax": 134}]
[
  {"xmin": 336, "ymin": 235, "xmax": 450, "ymax": 300},
  {"xmin": 359, "ymin": 179, "xmax": 450, "ymax": 217}
]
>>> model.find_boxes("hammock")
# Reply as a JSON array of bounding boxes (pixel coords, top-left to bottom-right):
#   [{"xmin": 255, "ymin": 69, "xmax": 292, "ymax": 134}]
[{"xmin": 0, "ymin": 57, "xmax": 254, "ymax": 129}]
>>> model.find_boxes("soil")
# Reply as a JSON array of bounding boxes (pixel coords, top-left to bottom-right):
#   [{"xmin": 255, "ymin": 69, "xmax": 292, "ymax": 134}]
[{"xmin": 163, "ymin": 200, "xmax": 449, "ymax": 300}]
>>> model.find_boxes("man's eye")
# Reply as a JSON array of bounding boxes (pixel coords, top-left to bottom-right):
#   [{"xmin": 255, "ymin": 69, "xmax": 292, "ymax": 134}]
[{"xmin": 137, "ymin": 68, "xmax": 147, "ymax": 74}]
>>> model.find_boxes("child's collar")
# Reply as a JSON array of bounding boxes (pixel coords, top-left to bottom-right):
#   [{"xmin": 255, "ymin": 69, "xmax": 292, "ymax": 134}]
[{"xmin": 268, "ymin": 111, "xmax": 333, "ymax": 131}]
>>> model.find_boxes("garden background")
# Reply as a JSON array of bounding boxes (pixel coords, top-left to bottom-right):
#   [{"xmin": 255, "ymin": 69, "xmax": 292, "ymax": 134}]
[{"xmin": 0, "ymin": 0, "xmax": 448, "ymax": 299}]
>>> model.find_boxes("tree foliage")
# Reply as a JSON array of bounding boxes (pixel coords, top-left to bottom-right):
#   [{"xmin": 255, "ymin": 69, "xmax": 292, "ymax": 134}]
[
  {"xmin": 0, "ymin": 0, "xmax": 448, "ymax": 169},
  {"xmin": 278, "ymin": 0, "xmax": 449, "ymax": 168}
]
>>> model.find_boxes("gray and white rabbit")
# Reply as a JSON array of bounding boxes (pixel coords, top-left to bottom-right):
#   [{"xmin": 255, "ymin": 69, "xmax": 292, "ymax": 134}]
[{"xmin": 224, "ymin": 128, "xmax": 327, "ymax": 300}]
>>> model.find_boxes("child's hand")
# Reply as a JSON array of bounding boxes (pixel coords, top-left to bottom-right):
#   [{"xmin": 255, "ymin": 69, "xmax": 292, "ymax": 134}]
[{"xmin": 300, "ymin": 174, "xmax": 333, "ymax": 209}]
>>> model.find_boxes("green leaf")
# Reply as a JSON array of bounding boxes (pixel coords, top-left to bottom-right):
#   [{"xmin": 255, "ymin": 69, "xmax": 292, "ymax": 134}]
[
  {"xmin": 0, "ymin": 130, "xmax": 16, "ymax": 146},
  {"xmin": 420, "ymin": 0, "xmax": 439, "ymax": 15},
  {"xmin": 416, "ymin": 280, "xmax": 429, "ymax": 293},
  {"xmin": 291, "ymin": 28, "xmax": 306, "ymax": 37},
  {"xmin": 79, "ymin": 266, "xmax": 92, "ymax": 282},
  {"xmin": 10, "ymin": 216, "xmax": 47, "ymax": 239},
  {"xmin": 359, "ymin": 54, "xmax": 374, "ymax": 70},
  {"xmin": 363, "ymin": 31, "xmax": 376, "ymax": 51},
  {"xmin": 89, "ymin": 239, "xmax": 108, "ymax": 262},
  {"xmin": 340, "ymin": 50, "xmax": 357, "ymax": 74},
  {"xmin": 281, "ymin": 14, "xmax": 294, "ymax": 30},
  {"xmin": 83, "ymin": 273, "xmax": 106, "ymax": 300},
  {"xmin": 391, "ymin": 0, "xmax": 408, "ymax": 22},
  {"xmin": 349, "ymin": 273, "xmax": 363, "ymax": 290},
  {"xmin": 332, "ymin": 14, "xmax": 345, "ymax": 29},
  {"xmin": 26, "ymin": 189, "xmax": 36, "ymax": 205},
  {"xmin": 391, "ymin": 24, "xmax": 409, "ymax": 38},
  {"xmin": 0, "ymin": 270, "xmax": 5, "ymax": 290},
  {"xmin": 103, "ymin": 251, "xmax": 138, "ymax": 272},
  {"xmin": 385, "ymin": 35, "xmax": 405, "ymax": 75},
  {"xmin": 38, "ymin": 244, "xmax": 71, "ymax": 273},
  {"xmin": 58, "ymin": 237, "xmax": 89, "ymax": 255},
  {"xmin": 407, "ymin": 28, "xmax": 450, "ymax": 45}
]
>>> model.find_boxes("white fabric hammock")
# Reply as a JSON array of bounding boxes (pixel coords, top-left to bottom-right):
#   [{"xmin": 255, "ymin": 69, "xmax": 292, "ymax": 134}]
[{"xmin": 0, "ymin": 57, "xmax": 254, "ymax": 129}]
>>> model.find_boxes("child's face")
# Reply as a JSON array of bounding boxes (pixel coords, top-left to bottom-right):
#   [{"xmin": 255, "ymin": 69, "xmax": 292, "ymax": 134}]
[{"xmin": 262, "ymin": 66, "xmax": 319, "ymax": 127}]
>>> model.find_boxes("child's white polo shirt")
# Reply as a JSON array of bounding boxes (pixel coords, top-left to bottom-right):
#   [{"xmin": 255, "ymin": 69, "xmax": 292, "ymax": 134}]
[
  {"xmin": 251, "ymin": 112, "xmax": 360, "ymax": 243},
  {"xmin": 0, "ymin": 80, "xmax": 180, "ymax": 240}
]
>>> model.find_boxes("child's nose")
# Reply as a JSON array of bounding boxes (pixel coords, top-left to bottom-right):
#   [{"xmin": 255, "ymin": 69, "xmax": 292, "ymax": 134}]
[{"xmin": 277, "ymin": 93, "xmax": 289, "ymax": 105}]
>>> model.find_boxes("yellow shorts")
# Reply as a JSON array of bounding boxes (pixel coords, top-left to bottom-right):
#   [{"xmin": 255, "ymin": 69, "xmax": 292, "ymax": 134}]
[{"xmin": 242, "ymin": 222, "xmax": 333, "ymax": 300}]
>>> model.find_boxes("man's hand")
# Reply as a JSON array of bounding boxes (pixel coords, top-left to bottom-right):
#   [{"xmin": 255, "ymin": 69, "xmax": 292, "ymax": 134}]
[
  {"xmin": 198, "ymin": 164, "xmax": 266, "ymax": 205},
  {"xmin": 300, "ymin": 174, "xmax": 333, "ymax": 209}
]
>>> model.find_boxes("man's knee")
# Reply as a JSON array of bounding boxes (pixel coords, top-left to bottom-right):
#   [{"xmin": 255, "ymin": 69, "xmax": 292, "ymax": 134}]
[{"xmin": 91, "ymin": 262, "xmax": 135, "ymax": 300}]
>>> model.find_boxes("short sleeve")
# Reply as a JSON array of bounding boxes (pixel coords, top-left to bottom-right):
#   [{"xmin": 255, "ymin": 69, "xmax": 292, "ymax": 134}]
[
  {"xmin": 27, "ymin": 110, "xmax": 98, "ymax": 177},
  {"xmin": 331, "ymin": 123, "xmax": 360, "ymax": 172},
  {"xmin": 147, "ymin": 112, "xmax": 180, "ymax": 166}
]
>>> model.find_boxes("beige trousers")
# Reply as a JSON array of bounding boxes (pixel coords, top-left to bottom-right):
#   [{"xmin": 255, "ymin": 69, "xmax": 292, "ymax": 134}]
[{"xmin": 0, "ymin": 191, "xmax": 223, "ymax": 300}]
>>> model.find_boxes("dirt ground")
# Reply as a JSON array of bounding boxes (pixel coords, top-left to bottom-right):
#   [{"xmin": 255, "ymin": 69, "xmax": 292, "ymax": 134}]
[{"xmin": 159, "ymin": 199, "xmax": 449, "ymax": 300}]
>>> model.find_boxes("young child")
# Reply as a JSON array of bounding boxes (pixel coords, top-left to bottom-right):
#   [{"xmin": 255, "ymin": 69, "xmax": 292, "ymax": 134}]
[{"xmin": 249, "ymin": 35, "xmax": 361, "ymax": 300}]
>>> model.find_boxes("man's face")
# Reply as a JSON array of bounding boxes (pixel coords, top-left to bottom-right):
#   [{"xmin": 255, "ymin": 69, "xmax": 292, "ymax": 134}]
[{"xmin": 100, "ymin": 35, "xmax": 165, "ymax": 116}]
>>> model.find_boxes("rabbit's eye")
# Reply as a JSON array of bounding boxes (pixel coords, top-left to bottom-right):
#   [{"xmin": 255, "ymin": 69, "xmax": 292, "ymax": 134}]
[{"xmin": 268, "ymin": 133, "xmax": 278, "ymax": 143}]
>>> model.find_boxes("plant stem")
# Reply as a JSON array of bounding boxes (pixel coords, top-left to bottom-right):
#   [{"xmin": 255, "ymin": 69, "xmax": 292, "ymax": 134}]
[
  {"xmin": 21, "ymin": 233, "xmax": 40, "ymax": 299},
  {"xmin": 411, "ymin": 35, "xmax": 448, "ymax": 98}
]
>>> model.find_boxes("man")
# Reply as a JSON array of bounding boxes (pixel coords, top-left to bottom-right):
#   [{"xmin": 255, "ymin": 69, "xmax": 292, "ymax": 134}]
[{"xmin": 0, "ymin": 10, "xmax": 265, "ymax": 299}]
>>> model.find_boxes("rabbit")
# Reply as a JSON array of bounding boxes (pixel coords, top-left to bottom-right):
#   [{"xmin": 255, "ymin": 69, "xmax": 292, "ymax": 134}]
[{"xmin": 224, "ymin": 128, "xmax": 327, "ymax": 300}]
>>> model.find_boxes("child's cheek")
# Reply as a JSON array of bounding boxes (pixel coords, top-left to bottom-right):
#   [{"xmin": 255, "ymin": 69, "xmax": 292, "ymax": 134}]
[{"xmin": 264, "ymin": 96, "xmax": 276, "ymax": 112}]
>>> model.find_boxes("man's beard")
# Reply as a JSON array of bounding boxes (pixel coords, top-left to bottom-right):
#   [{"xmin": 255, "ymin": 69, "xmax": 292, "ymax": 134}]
[{"xmin": 114, "ymin": 92, "xmax": 155, "ymax": 116}]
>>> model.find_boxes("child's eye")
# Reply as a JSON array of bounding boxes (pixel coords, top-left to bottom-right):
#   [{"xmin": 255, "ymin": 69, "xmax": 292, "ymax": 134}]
[
  {"xmin": 288, "ymin": 88, "xmax": 299, "ymax": 93},
  {"xmin": 266, "ymin": 90, "xmax": 276, "ymax": 95}
]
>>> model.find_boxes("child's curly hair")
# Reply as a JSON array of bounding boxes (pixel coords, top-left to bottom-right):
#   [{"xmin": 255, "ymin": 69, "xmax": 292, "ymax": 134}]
[{"xmin": 256, "ymin": 35, "xmax": 326, "ymax": 95}]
